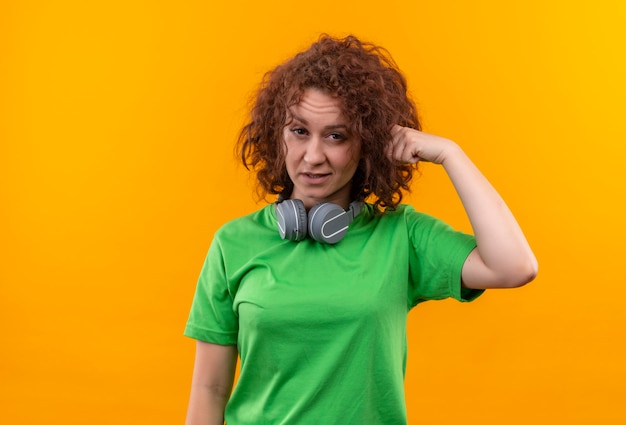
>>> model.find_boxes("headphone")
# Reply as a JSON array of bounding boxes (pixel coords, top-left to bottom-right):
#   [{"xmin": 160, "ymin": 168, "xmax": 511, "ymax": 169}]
[{"xmin": 275, "ymin": 198, "xmax": 363, "ymax": 244}]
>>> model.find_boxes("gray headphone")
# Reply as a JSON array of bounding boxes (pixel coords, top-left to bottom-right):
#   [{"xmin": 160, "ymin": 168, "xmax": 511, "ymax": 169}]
[{"xmin": 275, "ymin": 198, "xmax": 363, "ymax": 244}]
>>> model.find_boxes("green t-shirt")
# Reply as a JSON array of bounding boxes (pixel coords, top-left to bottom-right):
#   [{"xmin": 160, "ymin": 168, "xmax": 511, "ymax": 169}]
[{"xmin": 185, "ymin": 203, "xmax": 482, "ymax": 424}]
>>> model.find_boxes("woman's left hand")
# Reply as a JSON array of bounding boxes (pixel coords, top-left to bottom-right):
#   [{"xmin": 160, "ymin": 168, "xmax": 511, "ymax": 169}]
[{"xmin": 388, "ymin": 125, "xmax": 457, "ymax": 165}]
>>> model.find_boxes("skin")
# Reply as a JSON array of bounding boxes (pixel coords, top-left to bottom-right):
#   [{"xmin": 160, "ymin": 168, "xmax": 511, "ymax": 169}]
[
  {"xmin": 185, "ymin": 89, "xmax": 538, "ymax": 425},
  {"xmin": 185, "ymin": 342, "xmax": 237, "ymax": 425},
  {"xmin": 388, "ymin": 125, "xmax": 538, "ymax": 289},
  {"xmin": 282, "ymin": 89, "xmax": 361, "ymax": 210}
]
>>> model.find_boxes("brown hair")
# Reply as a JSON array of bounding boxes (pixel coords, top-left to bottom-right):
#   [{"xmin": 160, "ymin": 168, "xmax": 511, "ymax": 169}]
[{"xmin": 238, "ymin": 34, "xmax": 420, "ymax": 211}]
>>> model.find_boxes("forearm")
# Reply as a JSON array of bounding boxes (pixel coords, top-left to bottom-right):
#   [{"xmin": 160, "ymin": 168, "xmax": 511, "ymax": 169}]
[
  {"xmin": 185, "ymin": 341, "xmax": 237, "ymax": 425},
  {"xmin": 442, "ymin": 144, "xmax": 538, "ymax": 287},
  {"xmin": 185, "ymin": 384, "xmax": 230, "ymax": 425}
]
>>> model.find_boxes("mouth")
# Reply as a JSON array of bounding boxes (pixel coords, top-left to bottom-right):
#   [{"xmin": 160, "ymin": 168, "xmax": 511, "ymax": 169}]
[
  {"xmin": 303, "ymin": 173, "xmax": 329, "ymax": 179},
  {"xmin": 301, "ymin": 172, "xmax": 331, "ymax": 183}
]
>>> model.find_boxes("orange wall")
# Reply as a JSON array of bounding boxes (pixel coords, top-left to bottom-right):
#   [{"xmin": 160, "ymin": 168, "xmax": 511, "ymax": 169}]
[{"xmin": 1, "ymin": 1, "xmax": 625, "ymax": 423}]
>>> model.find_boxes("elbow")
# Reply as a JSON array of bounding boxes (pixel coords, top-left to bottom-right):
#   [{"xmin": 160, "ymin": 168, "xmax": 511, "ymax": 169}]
[
  {"xmin": 502, "ymin": 257, "xmax": 539, "ymax": 288},
  {"xmin": 205, "ymin": 383, "xmax": 233, "ymax": 402},
  {"xmin": 463, "ymin": 249, "xmax": 538, "ymax": 289}
]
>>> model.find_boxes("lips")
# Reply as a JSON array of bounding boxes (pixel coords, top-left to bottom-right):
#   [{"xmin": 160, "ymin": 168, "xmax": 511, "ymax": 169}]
[{"xmin": 301, "ymin": 172, "xmax": 331, "ymax": 183}]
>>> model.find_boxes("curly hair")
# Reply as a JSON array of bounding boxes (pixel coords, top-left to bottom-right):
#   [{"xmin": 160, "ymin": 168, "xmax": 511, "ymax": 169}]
[{"xmin": 238, "ymin": 34, "xmax": 421, "ymax": 211}]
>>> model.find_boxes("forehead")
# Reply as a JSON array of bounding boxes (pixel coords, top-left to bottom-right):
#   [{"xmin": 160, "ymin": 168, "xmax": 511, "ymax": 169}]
[{"xmin": 289, "ymin": 89, "xmax": 347, "ymax": 122}]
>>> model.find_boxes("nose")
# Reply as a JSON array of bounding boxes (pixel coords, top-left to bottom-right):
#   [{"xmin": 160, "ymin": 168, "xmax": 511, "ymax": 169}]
[{"xmin": 303, "ymin": 137, "xmax": 325, "ymax": 165}]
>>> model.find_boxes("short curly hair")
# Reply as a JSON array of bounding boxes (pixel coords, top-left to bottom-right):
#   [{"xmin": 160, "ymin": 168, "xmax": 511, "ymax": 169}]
[{"xmin": 238, "ymin": 34, "xmax": 421, "ymax": 211}]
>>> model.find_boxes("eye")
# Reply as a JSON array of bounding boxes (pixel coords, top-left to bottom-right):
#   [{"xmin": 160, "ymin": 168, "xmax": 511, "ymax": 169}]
[
  {"xmin": 291, "ymin": 127, "xmax": 308, "ymax": 136},
  {"xmin": 328, "ymin": 133, "xmax": 347, "ymax": 141}
]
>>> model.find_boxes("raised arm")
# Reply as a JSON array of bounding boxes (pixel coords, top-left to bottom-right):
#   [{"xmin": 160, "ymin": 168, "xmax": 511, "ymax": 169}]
[
  {"xmin": 389, "ymin": 125, "xmax": 538, "ymax": 289},
  {"xmin": 185, "ymin": 341, "xmax": 238, "ymax": 425}
]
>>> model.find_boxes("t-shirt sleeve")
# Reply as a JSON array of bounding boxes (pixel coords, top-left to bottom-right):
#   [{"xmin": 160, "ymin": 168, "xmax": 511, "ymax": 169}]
[
  {"xmin": 184, "ymin": 236, "xmax": 238, "ymax": 345},
  {"xmin": 406, "ymin": 208, "xmax": 484, "ymax": 308}
]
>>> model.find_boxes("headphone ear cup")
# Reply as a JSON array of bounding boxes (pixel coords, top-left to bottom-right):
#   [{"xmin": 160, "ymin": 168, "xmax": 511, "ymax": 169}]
[
  {"xmin": 276, "ymin": 199, "xmax": 308, "ymax": 241},
  {"xmin": 308, "ymin": 202, "xmax": 351, "ymax": 244}
]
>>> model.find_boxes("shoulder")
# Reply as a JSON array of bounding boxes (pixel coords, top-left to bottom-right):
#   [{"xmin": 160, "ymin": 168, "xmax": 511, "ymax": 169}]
[
  {"xmin": 214, "ymin": 205, "xmax": 277, "ymax": 245},
  {"xmin": 367, "ymin": 203, "xmax": 440, "ymax": 226},
  {"xmin": 392, "ymin": 204, "xmax": 453, "ymax": 227},
  {"xmin": 351, "ymin": 203, "xmax": 440, "ymax": 241},
  {"xmin": 373, "ymin": 203, "xmax": 472, "ymax": 242}
]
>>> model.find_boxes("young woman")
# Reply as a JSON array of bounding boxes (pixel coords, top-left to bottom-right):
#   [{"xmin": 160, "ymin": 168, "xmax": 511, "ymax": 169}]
[{"xmin": 184, "ymin": 34, "xmax": 537, "ymax": 425}]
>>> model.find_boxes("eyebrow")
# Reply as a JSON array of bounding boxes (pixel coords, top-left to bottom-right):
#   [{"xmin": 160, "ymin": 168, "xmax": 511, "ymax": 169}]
[{"xmin": 291, "ymin": 114, "xmax": 349, "ymax": 131}]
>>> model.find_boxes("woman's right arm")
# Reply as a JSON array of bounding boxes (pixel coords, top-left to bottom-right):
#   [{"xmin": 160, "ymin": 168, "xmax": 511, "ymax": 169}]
[{"xmin": 185, "ymin": 340, "xmax": 238, "ymax": 425}]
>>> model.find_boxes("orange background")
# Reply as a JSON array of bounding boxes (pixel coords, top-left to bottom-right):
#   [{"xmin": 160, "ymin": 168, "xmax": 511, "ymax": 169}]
[{"xmin": 1, "ymin": 1, "xmax": 625, "ymax": 423}]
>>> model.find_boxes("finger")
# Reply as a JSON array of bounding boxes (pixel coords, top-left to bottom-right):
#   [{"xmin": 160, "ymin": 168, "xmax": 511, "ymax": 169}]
[
  {"xmin": 399, "ymin": 143, "xmax": 418, "ymax": 164},
  {"xmin": 387, "ymin": 126, "xmax": 403, "ymax": 160},
  {"xmin": 392, "ymin": 128, "xmax": 419, "ymax": 164},
  {"xmin": 385, "ymin": 138, "xmax": 395, "ymax": 160},
  {"xmin": 391, "ymin": 136, "xmax": 406, "ymax": 162}
]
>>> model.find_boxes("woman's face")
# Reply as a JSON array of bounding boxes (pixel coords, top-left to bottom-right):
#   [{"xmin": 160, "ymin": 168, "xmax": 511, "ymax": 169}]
[{"xmin": 282, "ymin": 89, "xmax": 361, "ymax": 210}]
